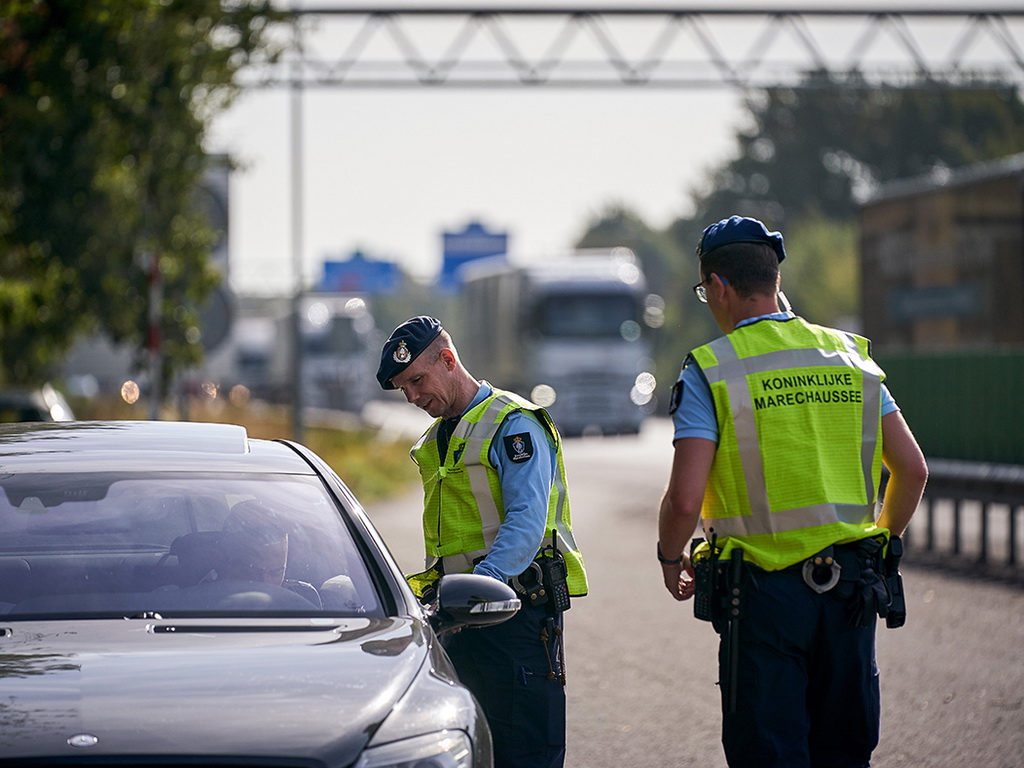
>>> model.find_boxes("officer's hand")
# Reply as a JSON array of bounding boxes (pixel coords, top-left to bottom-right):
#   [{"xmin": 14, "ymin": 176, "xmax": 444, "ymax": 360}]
[{"xmin": 662, "ymin": 554, "xmax": 695, "ymax": 601}]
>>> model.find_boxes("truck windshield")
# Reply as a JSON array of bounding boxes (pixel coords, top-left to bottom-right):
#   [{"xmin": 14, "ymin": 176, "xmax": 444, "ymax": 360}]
[
  {"xmin": 532, "ymin": 293, "xmax": 639, "ymax": 338},
  {"xmin": 305, "ymin": 317, "xmax": 363, "ymax": 356}
]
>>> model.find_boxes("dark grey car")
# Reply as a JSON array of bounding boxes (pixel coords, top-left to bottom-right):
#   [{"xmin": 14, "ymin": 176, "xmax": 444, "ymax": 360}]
[{"xmin": 0, "ymin": 420, "xmax": 518, "ymax": 767}]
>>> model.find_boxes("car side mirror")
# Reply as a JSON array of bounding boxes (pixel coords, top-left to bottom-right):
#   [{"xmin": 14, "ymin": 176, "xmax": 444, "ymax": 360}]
[{"xmin": 430, "ymin": 573, "xmax": 520, "ymax": 634}]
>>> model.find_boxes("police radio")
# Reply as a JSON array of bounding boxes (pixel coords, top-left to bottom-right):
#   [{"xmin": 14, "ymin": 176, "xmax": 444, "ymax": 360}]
[
  {"xmin": 538, "ymin": 529, "xmax": 571, "ymax": 613},
  {"xmin": 691, "ymin": 533, "xmax": 720, "ymax": 623},
  {"xmin": 511, "ymin": 530, "xmax": 571, "ymax": 613}
]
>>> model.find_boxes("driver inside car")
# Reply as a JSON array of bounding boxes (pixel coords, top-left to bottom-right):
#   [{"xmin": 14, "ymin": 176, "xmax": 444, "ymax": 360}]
[
  {"xmin": 219, "ymin": 500, "xmax": 323, "ymax": 608},
  {"xmin": 170, "ymin": 500, "xmax": 321, "ymax": 610},
  {"xmin": 219, "ymin": 500, "xmax": 291, "ymax": 586}
]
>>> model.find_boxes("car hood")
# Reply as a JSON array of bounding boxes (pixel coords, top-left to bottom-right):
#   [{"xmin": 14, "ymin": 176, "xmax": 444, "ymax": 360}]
[{"xmin": 0, "ymin": 616, "xmax": 436, "ymax": 763}]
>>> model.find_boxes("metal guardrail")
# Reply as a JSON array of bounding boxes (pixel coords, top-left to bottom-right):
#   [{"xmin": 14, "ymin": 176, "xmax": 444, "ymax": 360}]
[{"xmin": 897, "ymin": 459, "xmax": 1024, "ymax": 582}]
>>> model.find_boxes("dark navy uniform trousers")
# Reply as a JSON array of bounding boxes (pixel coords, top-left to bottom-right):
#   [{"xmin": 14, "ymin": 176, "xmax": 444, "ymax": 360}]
[
  {"xmin": 443, "ymin": 599, "xmax": 566, "ymax": 768},
  {"xmin": 721, "ymin": 566, "xmax": 880, "ymax": 768}
]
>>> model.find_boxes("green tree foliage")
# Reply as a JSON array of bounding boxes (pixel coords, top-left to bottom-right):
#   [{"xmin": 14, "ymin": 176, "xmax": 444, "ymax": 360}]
[
  {"xmin": 0, "ymin": 0, "xmax": 282, "ymax": 387},
  {"xmin": 776, "ymin": 214, "xmax": 858, "ymax": 329},
  {"xmin": 688, "ymin": 80, "xmax": 1024, "ymax": 227}
]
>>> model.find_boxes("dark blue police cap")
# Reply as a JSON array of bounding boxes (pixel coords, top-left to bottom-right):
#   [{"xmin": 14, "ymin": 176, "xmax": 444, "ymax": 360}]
[
  {"xmin": 697, "ymin": 215, "xmax": 786, "ymax": 263},
  {"xmin": 376, "ymin": 316, "xmax": 444, "ymax": 390}
]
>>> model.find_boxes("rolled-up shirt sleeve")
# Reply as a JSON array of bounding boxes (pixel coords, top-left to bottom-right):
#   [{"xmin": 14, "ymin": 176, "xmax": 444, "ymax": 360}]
[{"xmin": 672, "ymin": 356, "xmax": 719, "ymax": 442}]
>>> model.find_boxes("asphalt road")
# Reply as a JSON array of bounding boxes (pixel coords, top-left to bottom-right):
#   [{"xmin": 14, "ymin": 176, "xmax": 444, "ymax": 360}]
[{"xmin": 364, "ymin": 413, "xmax": 1024, "ymax": 768}]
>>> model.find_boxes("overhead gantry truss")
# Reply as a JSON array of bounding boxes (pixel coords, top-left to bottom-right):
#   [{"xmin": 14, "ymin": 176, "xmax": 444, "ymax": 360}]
[{"xmin": 248, "ymin": 6, "xmax": 1024, "ymax": 90}]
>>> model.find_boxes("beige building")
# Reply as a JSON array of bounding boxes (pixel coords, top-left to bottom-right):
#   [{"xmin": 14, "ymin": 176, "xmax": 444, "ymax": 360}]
[{"xmin": 859, "ymin": 154, "xmax": 1024, "ymax": 349}]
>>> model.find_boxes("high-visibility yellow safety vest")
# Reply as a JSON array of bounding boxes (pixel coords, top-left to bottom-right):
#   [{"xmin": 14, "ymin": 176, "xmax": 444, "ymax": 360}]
[
  {"xmin": 690, "ymin": 317, "xmax": 887, "ymax": 571},
  {"xmin": 408, "ymin": 387, "xmax": 588, "ymax": 596}
]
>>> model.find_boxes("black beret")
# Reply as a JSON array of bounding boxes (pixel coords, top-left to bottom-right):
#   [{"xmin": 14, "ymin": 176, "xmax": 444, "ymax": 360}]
[
  {"xmin": 697, "ymin": 215, "xmax": 786, "ymax": 263},
  {"xmin": 376, "ymin": 316, "xmax": 443, "ymax": 390}
]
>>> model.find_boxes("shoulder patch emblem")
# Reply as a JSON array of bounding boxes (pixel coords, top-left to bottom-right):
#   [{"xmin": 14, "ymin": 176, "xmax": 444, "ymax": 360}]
[
  {"xmin": 669, "ymin": 380, "xmax": 683, "ymax": 415},
  {"xmin": 503, "ymin": 433, "xmax": 534, "ymax": 463}
]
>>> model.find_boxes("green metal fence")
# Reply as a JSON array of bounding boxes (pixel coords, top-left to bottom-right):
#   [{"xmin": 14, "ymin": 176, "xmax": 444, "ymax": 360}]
[{"xmin": 875, "ymin": 348, "xmax": 1024, "ymax": 465}]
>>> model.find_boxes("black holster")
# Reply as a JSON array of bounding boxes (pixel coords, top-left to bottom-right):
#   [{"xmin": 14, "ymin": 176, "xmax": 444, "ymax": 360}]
[
  {"xmin": 691, "ymin": 536, "xmax": 745, "ymax": 713},
  {"xmin": 832, "ymin": 535, "xmax": 905, "ymax": 628}
]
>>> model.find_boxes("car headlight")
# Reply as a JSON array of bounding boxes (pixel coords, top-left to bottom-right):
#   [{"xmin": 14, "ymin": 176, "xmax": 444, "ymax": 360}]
[{"xmin": 354, "ymin": 730, "xmax": 474, "ymax": 768}]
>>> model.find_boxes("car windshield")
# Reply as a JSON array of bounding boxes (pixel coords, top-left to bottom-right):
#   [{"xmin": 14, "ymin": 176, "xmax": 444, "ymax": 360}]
[{"xmin": 0, "ymin": 473, "xmax": 382, "ymax": 619}]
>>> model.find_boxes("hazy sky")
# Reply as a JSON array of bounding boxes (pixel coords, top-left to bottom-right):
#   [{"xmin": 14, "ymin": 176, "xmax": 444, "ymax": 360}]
[
  {"xmin": 209, "ymin": 85, "xmax": 743, "ymax": 292},
  {"xmin": 207, "ymin": 2, "xmax": 1019, "ymax": 295}
]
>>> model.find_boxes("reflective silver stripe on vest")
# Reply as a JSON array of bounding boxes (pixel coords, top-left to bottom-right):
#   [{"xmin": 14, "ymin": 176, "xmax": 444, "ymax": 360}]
[
  {"xmin": 702, "ymin": 330, "xmax": 882, "ymax": 526},
  {"xmin": 844, "ymin": 332, "xmax": 882, "ymax": 506},
  {"xmin": 411, "ymin": 420, "xmax": 439, "ymax": 460},
  {"xmin": 550, "ymin": 463, "xmax": 579, "ymax": 555},
  {"xmin": 706, "ymin": 336, "xmax": 770, "ymax": 517},
  {"xmin": 520, "ymin": 408, "xmax": 581, "ymax": 557},
  {"xmin": 457, "ymin": 396, "xmax": 514, "ymax": 554},
  {"xmin": 441, "ymin": 549, "xmax": 489, "ymax": 574},
  {"xmin": 706, "ymin": 502, "xmax": 876, "ymax": 537}
]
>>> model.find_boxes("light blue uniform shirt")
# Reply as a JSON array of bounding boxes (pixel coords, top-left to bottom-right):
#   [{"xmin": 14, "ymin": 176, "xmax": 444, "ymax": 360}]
[
  {"xmin": 672, "ymin": 313, "xmax": 898, "ymax": 441},
  {"xmin": 461, "ymin": 383, "xmax": 557, "ymax": 583}
]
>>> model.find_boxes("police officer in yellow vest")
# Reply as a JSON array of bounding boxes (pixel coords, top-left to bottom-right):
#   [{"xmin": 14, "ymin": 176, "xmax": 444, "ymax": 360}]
[
  {"xmin": 376, "ymin": 316, "xmax": 587, "ymax": 768},
  {"xmin": 657, "ymin": 217, "xmax": 928, "ymax": 768}
]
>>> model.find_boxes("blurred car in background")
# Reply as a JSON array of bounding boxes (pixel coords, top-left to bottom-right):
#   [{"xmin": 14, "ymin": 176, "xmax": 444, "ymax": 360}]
[
  {"xmin": 0, "ymin": 420, "xmax": 518, "ymax": 767},
  {"xmin": 0, "ymin": 382, "xmax": 75, "ymax": 422}
]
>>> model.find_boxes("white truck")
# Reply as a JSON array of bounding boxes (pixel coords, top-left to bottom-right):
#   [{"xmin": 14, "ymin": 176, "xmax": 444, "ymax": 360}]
[
  {"xmin": 266, "ymin": 294, "xmax": 380, "ymax": 413},
  {"xmin": 458, "ymin": 248, "xmax": 659, "ymax": 436}
]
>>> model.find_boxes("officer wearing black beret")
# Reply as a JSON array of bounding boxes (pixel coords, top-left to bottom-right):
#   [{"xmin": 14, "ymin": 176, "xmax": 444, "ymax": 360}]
[
  {"xmin": 377, "ymin": 316, "xmax": 588, "ymax": 768},
  {"xmin": 657, "ymin": 216, "xmax": 928, "ymax": 767}
]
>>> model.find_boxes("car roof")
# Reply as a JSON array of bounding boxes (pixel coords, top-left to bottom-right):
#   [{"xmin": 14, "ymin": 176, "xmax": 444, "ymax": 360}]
[{"xmin": 0, "ymin": 420, "xmax": 314, "ymax": 474}]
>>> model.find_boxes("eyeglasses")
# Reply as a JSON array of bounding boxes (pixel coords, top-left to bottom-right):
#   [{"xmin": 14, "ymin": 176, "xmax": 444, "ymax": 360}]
[{"xmin": 692, "ymin": 275, "xmax": 729, "ymax": 303}]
